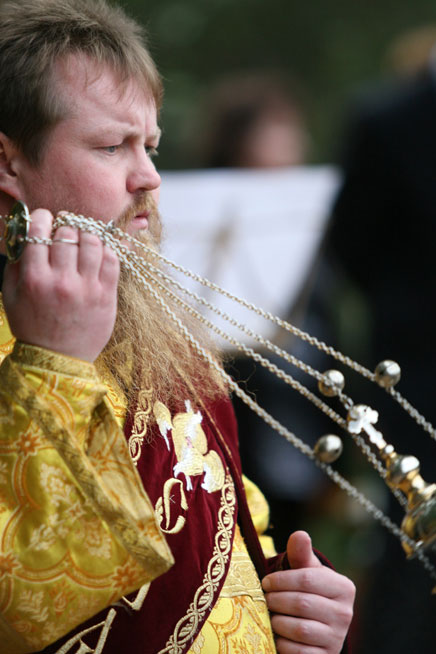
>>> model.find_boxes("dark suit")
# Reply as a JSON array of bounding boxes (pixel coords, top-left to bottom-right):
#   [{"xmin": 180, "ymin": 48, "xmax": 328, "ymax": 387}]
[{"xmin": 330, "ymin": 70, "xmax": 436, "ymax": 363}]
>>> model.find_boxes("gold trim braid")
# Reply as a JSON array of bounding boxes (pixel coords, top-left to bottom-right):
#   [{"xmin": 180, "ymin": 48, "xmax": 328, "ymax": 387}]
[
  {"xmin": 158, "ymin": 474, "xmax": 236, "ymax": 654},
  {"xmin": 0, "ymin": 348, "xmax": 173, "ymax": 652},
  {"xmin": 11, "ymin": 341, "xmax": 99, "ymax": 379}
]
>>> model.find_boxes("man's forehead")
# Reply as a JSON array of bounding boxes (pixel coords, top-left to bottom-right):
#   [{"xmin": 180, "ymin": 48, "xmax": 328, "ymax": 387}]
[{"xmin": 53, "ymin": 53, "xmax": 156, "ymax": 116}]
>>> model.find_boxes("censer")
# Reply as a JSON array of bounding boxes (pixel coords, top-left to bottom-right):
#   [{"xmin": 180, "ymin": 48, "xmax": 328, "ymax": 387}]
[{"xmin": 4, "ymin": 200, "xmax": 436, "ymax": 591}]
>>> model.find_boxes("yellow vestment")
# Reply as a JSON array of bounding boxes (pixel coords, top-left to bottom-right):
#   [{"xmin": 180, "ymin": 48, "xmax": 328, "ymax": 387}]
[{"xmin": 0, "ymin": 299, "xmax": 276, "ymax": 653}]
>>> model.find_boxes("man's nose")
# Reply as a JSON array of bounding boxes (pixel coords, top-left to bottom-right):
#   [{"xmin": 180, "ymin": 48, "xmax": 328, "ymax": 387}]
[{"xmin": 127, "ymin": 149, "xmax": 161, "ymax": 193}]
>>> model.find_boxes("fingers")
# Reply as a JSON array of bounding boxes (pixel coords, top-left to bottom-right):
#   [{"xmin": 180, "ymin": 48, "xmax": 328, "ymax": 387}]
[
  {"xmin": 48, "ymin": 225, "xmax": 118, "ymax": 288},
  {"xmin": 77, "ymin": 230, "xmax": 103, "ymax": 277},
  {"xmin": 99, "ymin": 244, "xmax": 120, "ymax": 287},
  {"xmin": 266, "ymin": 586, "xmax": 354, "ymax": 623},
  {"xmin": 271, "ymin": 610, "xmax": 351, "ymax": 654},
  {"xmin": 263, "ymin": 566, "xmax": 348, "ymax": 599},
  {"xmin": 2, "ymin": 208, "xmax": 121, "ymax": 361},
  {"xmin": 76, "ymin": 230, "xmax": 119, "ymax": 289},
  {"xmin": 22, "ymin": 208, "xmax": 53, "ymax": 268},
  {"xmin": 271, "ymin": 613, "xmax": 328, "ymax": 648},
  {"xmin": 263, "ymin": 570, "xmax": 355, "ymax": 654},
  {"xmin": 50, "ymin": 225, "xmax": 80, "ymax": 269},
  {"xmin": 263, "ymin": 533, "xmax": 355, "ymax": 654},
  {"xmin": 266, "ymin": 590, "xmax": 333, "ymax": 625}
]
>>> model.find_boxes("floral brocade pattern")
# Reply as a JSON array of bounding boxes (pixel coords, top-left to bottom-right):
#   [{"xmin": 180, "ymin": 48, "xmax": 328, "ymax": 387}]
[
  {"xmin": 0, "ymin": 297, "xmax": 15, "ymax": 361},
  {"xmin": 0, "ymin": 309, "xmax": 173, "ymax": 653},
  {"xmin": 185, "ymin": 525, "xmax": 276, "ymax": 654},
  {"xmin": 189, "ymin": 596, "xmax": 276, "ymax": 654}
]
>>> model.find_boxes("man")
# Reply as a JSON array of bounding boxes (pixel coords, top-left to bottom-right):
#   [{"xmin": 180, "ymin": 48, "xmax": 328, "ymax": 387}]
[{"xmin": 0, "ymin": 1, "xmax": 355, "ymax": 653}]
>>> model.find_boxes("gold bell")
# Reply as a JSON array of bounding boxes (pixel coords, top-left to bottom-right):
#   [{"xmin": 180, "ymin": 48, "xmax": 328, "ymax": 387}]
[
  {"xmin": 314, "ymin": 434, "xmax": 343, "ymax": 463},
  {"xmin": 318, "ymin": 369, "xmax": 345, "ymax": 397},
  {"xmin": 374, "ymin": 360, "xmax": 401, "ymax": 388}
]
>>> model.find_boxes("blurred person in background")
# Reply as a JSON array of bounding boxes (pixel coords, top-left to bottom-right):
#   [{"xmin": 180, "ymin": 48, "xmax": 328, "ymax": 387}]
[
  {"xmin": 317, "ymin": 24, "xmax": 436, "ymax": 654},
  {"xmin": 196, "ymin": 70, "xmax": 309, "ymax": 169},
  {"xmin": 191, "ymin": 70, "xmax": 339, "ymax": 559}
]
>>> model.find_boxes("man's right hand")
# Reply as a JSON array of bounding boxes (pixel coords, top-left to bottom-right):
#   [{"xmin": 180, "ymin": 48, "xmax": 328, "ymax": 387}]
[{"xmin": 2, "ymin": 208, "xmax": 120, "ymax": 362}]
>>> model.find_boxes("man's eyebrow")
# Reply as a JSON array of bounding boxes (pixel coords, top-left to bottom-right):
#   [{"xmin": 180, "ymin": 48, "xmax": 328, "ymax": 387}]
[
  {"xmin": 120, "ymin": 126, "xmax": 161, "ymax": 142},
  {"xmin": 87, "ymin": 125, "xmax": 162, "ymax": 142}
]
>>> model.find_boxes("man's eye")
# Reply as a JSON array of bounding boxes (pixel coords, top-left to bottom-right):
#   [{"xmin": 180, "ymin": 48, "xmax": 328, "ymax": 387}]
[
  {"xmin": 145, "ymin": 146, "xmax": 158, "ymax": 159},
  {"xmin": 103, "ymin": 145, "xmax": 119, "ymax": 154}
]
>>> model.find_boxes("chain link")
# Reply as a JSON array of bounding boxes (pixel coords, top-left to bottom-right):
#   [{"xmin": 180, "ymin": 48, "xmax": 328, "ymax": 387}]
[{"xmin": 26, "ymin": 235, "xmax": 53, "ymax": 246}]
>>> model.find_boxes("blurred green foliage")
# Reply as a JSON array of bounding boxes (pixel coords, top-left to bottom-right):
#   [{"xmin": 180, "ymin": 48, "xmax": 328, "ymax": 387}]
[{"xmin": 122, "ymin": 0, "xmax": 436, "ymax": 168}]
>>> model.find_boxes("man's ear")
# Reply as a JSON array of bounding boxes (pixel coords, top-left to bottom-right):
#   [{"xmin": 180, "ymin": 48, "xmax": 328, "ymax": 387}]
[{"xmin": 0, "ymin": 132, "xmax": 22, "ymax": 201}]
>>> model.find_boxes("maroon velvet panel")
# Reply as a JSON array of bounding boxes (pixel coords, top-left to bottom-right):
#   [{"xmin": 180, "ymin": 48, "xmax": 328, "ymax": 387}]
[
  {"xmin": 38, "ymin": 395, "xmax": 350, "ymax": 654},
  {"xmin": 40, "ymin": 396, "xmax": 238, "ymax": 654}
]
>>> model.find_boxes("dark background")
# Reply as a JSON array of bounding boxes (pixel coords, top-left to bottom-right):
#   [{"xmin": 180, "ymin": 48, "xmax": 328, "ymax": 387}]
[{"xmin": 123, "ymin": 0, "xmax": 436, "ymax": 167}]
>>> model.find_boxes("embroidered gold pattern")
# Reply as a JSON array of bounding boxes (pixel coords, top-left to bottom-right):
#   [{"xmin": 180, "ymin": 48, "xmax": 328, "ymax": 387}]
[
  {"xmin": 0, "ymin": 298, "xmax": 14, "ymax": 362},
  {"xmin": 55, "ymin": 608, "xmax": 117, "ymax": 654},
  {"xmin": 0, "ymin": 339, "xmax": 173, "ymax": 653},
  {"xmin": 121, "ymin": 582, "xmax": 150, "ymax": 611},
  {"xmin": 219, "ymin": 526, "xmax": 265, "ymax": 602},
  {"xmin": 187, "ymin": 596, "xmax": 276, "ymax": 654},
  {"xmin": 158, "ymin": 474, "xmax": 236, "ymax": 654},
  {"xmin": 155, "ymin": 479, "xmax": 188, "ymax": 534},
  {"xmin": 129, "ymin": 385, "xmax": 153, "ymax": 464},
  {"xmin": 154, "ymin": 400, "xmax": 225, "ymax": 493},
  {"xmin": 11, "ymin": 342, "xmax": 99, "ymax": 380},
  {"xmin": 0, "ymin": 336, "xmax": 14, "ymax": 360},
  {"xmin": 52, "ymin": 582, "xmax": 151, "ymax": 654}
]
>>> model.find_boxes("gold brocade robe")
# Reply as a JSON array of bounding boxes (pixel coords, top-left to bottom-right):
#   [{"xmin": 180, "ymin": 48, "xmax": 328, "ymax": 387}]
[{"xmin": 0, "ymin": 299, "xmax": 276, "ymax": 653}]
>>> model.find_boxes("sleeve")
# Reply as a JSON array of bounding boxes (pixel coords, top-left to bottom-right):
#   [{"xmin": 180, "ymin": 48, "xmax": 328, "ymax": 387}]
[{"xmin": 0, "ymin": 342, "xmax": 173, "ymax": 654}]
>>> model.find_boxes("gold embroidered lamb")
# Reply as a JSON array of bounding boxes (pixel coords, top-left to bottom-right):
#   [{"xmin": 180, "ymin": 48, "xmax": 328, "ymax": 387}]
[{"xmin": 153, "ymin": 400, "xmax": 225, "ymax": 493}]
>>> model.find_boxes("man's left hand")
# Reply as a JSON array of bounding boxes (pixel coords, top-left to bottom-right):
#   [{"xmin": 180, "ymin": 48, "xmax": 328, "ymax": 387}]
[{"xmin": 262, "ymin": 531, "xmax": 355, "ymax": 654}]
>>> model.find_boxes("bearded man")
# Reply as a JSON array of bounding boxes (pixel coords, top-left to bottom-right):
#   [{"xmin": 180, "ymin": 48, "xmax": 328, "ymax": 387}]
[{"xmin": 0, "ymin": 1, "xmax": 355, "ymax": 653}]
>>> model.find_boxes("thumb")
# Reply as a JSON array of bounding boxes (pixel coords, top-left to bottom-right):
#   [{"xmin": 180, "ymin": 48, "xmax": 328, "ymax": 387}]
[{"xmin": 286, "ymin": 531, "xmax": 322, "ymax": 569}]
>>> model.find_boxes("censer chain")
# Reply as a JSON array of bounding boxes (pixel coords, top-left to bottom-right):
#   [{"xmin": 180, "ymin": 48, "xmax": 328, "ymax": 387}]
[{"xmin": 12, "ymin": 209, "xmax": 433, "ymax": 583}]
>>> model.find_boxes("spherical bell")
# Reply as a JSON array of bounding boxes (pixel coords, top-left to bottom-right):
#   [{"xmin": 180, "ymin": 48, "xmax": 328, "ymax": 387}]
[
  {"xmin": 318, "ymin": 369, "xmax": 345, "ymax": 397},
  {"xmin": 374, "ymin": 360, "xmax": 401, "ymax": 388},
  {"xmin": 314, "ymin": 434, "xmax": 343, "ymax": 463}
]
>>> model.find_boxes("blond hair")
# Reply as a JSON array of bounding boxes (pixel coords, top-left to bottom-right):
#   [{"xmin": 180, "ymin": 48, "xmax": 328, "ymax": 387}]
[{"xmin": 0, "ymin": 0, "xmax": 162, "ymax": 163}]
